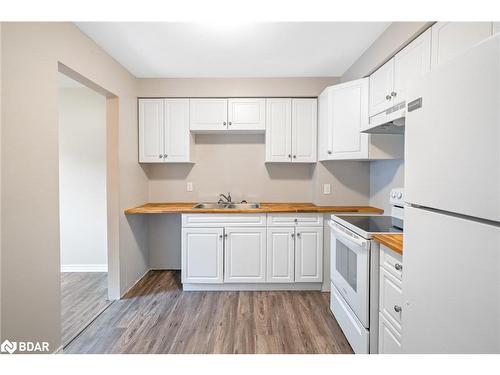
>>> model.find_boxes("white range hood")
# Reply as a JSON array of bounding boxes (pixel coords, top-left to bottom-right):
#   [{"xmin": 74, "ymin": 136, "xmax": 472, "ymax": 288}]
[{"xmin": 361, "ymin": 101, "xmax": 406, "ymax": 134}]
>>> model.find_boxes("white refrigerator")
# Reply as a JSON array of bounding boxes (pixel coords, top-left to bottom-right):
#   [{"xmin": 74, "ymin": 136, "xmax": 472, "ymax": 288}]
[{"xmin": 403, "ymin": 34, "xmax": 500, "ymax": 353}]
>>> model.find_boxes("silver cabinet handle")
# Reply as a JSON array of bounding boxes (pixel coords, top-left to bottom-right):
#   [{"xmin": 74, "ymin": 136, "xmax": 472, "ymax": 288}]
[
  {"xmin": 294, "ymin": 218, "xmax": 298, "ymax": 223},
  {"xmin": 297, "ymin": 233, "xmax": 301, "ymax": 238},
  {"xmin": 223, "ymin": 121, "xmax": 227, "ymax": 126},
  {"xmin": 291, "ymin": 233, "xmax": 295, "ymax": 238},
  {"xmin": 395, "ymin": 263, "xmax": 403, "ymax": 271},
  {"xmin": 224, "ymin": 233, "xmax": 228, "ymax": 238},
  {"xmin": 288, "ymin": 154, "xmax": 292, "ymax": 158},
  {"xmin": 293, "ymin": 155, "xmax": 297, "ymax": 159},
  {"xmin": 164, "ymin": 154, "xmax": 168, "ymax": 158},
  {"xmin": 385, "ymin": 95, "xmax": 391, "ymax": 100},
  {"xmin": 159, "ymin": 154, "xmax": 163, "ymax": 158},
  {"xmin": 327, "ymin": 150, "xmax": 332, "ymax": 154},
  {"xmin": 391, "ymin": 91, "xmax": 397, "ymax": 97},
  {"xmin": 219, "ymin": 234, "xmax": 223, "ymax": 239},
  {"xmin": 228, "ymin": 121, "xmax": 232, "ymax": 126},
  {"xmin": 394, "ymin": 305, "xmax": 402, "ymax": 313}
]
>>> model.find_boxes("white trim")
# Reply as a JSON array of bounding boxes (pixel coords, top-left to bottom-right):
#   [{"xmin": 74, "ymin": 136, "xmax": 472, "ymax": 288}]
[
  {"xmin": 182, "ymin": 282, "xmax": 323, "ymax": 291},
  {"xmin": 60, "ymin": 264, "xmax": 108, "ymax": 273}
]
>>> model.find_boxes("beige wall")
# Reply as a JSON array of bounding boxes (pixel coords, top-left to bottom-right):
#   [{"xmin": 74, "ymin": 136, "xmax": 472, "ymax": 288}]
[{"xmin": 0, "ymin": 23, "xmax": 148, "ymax": 351}]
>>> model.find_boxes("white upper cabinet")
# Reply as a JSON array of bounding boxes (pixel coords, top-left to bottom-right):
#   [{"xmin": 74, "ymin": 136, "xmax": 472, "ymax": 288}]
[
  {"xmin": 318, "ymin": 79, "xmax": 369, "ymax": 160},
  {"xmin": 265, "ymin": 99, "xmax": 292, "ymax": 162},
  {"xmin": 369, "ymin": 29, "xmax": 431, "ymax": 116},
  {"xmin": 139, "ymin": 99, "xmax": 164, "ymax": 163},
  {"xmin": 393, "ymin": 28, "xmax": 431, "ymax": 104},
  {"xmin": 164, "ymin": 99, "xmax": 191, "ymax": 162},
  {"xmin": 139, "ymin": 99, "xmax": 191, "ymax": 163},
  {"xmin": 224, "ymin": 227, "xmax": 266, "ymax": 283},
  {"xmin": 227, "ymin": 98, "xmax": 266, "ymax": 132},
  {"xmin": 265, "ymin": 98, "xmax": 317, "ymax": 163},
  {"xmin": 291, "ymin": 99, "xmax": 317, "ymax": 162},
  {"xmin": 431, "ymin": 22, "xmax": 493, "ymax": 69},
  {"xmin": 369, "ymin": 59, "xmax": 395, "ymax": 116},
  {"xmin": 189, "ymin": 98, "xmax": 228, "ymax": 132}
]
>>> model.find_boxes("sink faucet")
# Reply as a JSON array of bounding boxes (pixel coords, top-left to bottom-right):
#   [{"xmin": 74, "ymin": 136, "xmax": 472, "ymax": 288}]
[{"xmin": 218, "ymin": 192, "xmax": 232, "ymax": 204}]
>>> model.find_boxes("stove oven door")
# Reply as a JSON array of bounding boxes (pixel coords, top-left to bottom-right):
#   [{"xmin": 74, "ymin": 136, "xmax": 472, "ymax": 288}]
[{"xmin": 329, "ymin": 220, "xmax": 370, "ymax": 328}]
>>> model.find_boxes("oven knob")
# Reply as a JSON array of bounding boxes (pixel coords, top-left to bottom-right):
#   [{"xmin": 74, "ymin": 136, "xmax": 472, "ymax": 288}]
[
  {"xmin": 391, "ymin": 192, "xmax": 397, "ymax": 198},
  {"xmin": 397, "ymin": 192, "xmax": 403, "ymax": 199}
]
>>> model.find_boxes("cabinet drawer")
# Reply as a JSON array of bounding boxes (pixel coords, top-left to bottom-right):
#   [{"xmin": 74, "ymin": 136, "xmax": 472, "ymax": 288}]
[
  {"xmin": 380, "ymin": 244, "xmax": 403, "ymax": 280},
  {"xmin": 378, "ymin": 312, "xmax": 402, "ymax": 354},
  {"xmin": 182, "ymin": 214, "xmax": 266, "ymax": 227},
  {"xmin": 379, "ymin": 267, "xmax": 403, "ymax": 332},
  {"xmin": 267, "ymin": 213, "xmax": 323, "ymax": 227}
]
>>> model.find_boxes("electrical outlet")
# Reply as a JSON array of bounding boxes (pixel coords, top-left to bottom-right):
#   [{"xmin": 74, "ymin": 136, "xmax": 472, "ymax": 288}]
[
  {"xmin": 323, "ymin": 183, "xmax": 331, "ymax": 195},
  {"xmin": 186, "ymin": 182, "xmax": 193, "ymax": 192}
]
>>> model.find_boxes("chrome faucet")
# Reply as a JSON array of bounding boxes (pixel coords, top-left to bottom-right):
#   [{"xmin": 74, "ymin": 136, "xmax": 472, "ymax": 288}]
[{"xmin": 218, "ymin": 192, "xmax": 232, "ymax": 204}]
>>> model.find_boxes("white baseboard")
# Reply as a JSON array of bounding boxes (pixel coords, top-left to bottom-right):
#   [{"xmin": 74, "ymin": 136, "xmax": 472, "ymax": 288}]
[
  {"xmin": 182, "ymin": 282, "xmax": 323, "ymax": 291},
  {"xmin": 61, "ymin": 264, "xmax": 108, "ymax": 272}
]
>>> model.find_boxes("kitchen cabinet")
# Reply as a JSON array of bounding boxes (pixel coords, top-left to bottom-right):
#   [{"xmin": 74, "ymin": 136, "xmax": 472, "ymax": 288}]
[
  {"xmin": 190, "ymin": 98, "xmax": 265, "ymax": 132},
  {"xmin": 266, "ymin": 227, "xmax": 295, "ymax": 283},
  {"xmin": 139, "ymin": 98, "xmax": 192, "ymax": 163},
  {"xmin": 181, "ymin": 227, "xmax": 224, "ymax": 284},
  {"xmin": 431, "ymin": 22, "xmax": 493, "ymax": 69},
  {"xmin": 295, "ymin": 226, "xmax": 323, "ymax": 283},
  {"xmin": 378, "ymin": 244, "xmax": 403, "ymax": 354},
  {"xmin": 224, "ymin": 227, "xmax": 266, "ymax": 283},
  {"xmin": 494, "ymin": 22, "xmax": 500, "ymax": 35},
  {"xmin": 266, "ymin": 98, "xmax": 317, "ymax": 163},
  {"xmin": 318, "ymin": 79, "xmax": 402, "ymax": 160},
  {"xmin": 227, "ymin": 98, "xmax": 266, "ymax": 131},
  {"xmin": 189, "ymin": 98, "xmax": 228, "ymax": 132},
  {"xmin": 369, "ymin": 29, "xmax": 431, "ymax": 116}
]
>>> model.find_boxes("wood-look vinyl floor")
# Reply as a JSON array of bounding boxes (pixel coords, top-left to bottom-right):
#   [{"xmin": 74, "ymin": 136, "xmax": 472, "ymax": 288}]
[
  {"xmin": 65, "ymin": 270, "xmax": 353, "ymax": 354},
  {"xmin": 61, "ymin": 272, "xmax": 111, "ymax": 346}
]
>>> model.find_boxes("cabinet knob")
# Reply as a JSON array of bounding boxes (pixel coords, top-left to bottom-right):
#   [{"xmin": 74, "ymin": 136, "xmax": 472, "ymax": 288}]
[
  {"xmin": 327, "ymin": 150, "xmax": 332, "ymax": 154},
  {"xmin": 164, "ymin": 154, "xmax": 168, "ymax": 158},
  {"xmin": 288, "ymin": 154, "xmax": 292, "ymax": 158},
  {"xmin": 223, "ymin": 121, "xmax": 227, "ymax": 126},
  {"xmin": 219, "ymin": 235, "xmax": 223, "ymax": 239},
  {"xmin": 297, "ymin": 232, "xmax": 301, "ymax": 238},
  {"xmin": 391, "ymin": 91, "xmax": 397, "ymax": 97},
  {"xmin": 394, "ymin": 305, "xmax": 402, "ymax": 313},
  {"xmin": 228, "ymin": 121, "xmax": 232, "ymax": 126},
  {"xmin": 385, "ymin": 95, "xmax": 391, "ymax": 100},
  {"xmin": 291, "ymin": 233, "xmax": 295, "ymax": 238},
  {"xmin": 293, "ymin": 155, "xmax": 297, "ymax": 159},
  {"xmin": 224, "ymin": 233, "xmax": 228, "ymax": 238},
  {"xmin": 294, "ymin": 218, "xmax": 298, "ymax": 223},
  {"xmin": 159, "ymin": 154, "xmax": 163, "ymax": 158},
  {"xmin": 394, "ymin": 263, "xmax": 403, "ymax": 271}
]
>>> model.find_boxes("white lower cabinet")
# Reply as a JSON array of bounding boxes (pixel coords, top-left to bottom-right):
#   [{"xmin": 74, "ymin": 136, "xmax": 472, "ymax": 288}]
[
  {"xmin": 224, "ymin": 227, "xmax": 266, "ymax": 283},
  {"xmin": 181, "ymin": 227, "xmax": 224, "ymax": 284},
  {"xmin": 181, "ymin": 214, "xmax": 323, "ymax": 288},
  {"xmin": 379, "ymin": 313, "xmax": 402, "ymax": 354},
  {"xmin": 295, "ymin": 226, "xmax": 323, "ymax": 282},
  {"xmin": 378, "ymin": 244, "xmax": 404, "ymax": 353},
  {"xmin": 266, "ymin": 227, "xmax": 295, "ymax": 283}
]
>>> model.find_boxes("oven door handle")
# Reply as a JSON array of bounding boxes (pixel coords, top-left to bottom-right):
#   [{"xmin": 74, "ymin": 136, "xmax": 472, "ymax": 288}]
[{"xmin": 328, "ymin": 221, "xmax": 366, "ymax": 248}]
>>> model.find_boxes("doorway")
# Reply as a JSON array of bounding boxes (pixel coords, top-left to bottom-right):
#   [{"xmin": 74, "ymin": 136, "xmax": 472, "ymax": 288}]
[{"xmin": 58, "ymin": 72, "xmax": 112, "ymax": 346}]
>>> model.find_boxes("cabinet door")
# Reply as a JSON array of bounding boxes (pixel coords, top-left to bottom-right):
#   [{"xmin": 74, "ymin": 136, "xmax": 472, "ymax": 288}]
[
  {"xmin": 295, "ymin": 226, "xmax": 323, "ymax": 282},
  {"xmin": 330, "ymin": 78, "xmax": 369, "ymax": 160},
  {"xmin": 224, "ymin": 227, "xmax": 266, "ymax": 283},
  {"xmin": 227, "ymin": 98, "xmax": 266, "ymax": 131},
  {"xmin": 393, "ymin": 28, "xmax": 431, "ymax": 104},
  {"xmin": 139, "ymin": 99, "xmax": 164, "ymax": 163},
  {"xmin": 164, "ymin": 99, "xmax": 191, "ymax": 162},
  {"xmin": 378, "ymin": 313, "xmax": 402, "ymax": 354},
  {"xmin": 431, "ymin": 22, "xmax": 492, "ymax": 69},
  {"xmin": 317, "ymin": 88, "xmax": 333, "ymax": 161},
  {"xmin": 181, "ymin": 227, "xmax": 224, "ymax": 284},
  {"xmin": 291, "ymin": 99, "xmax": 317, "ymax": 163},
  {"xmin": 189, "ymin": 99, "xmax": 228, "ymax": 131},
  {"xmin": 494, "ymin": 22, "xmax": 500, "ymax": 35},
  {"xmin": 265, "ymin": 99, "xmax": 292, "ymax": 162},
  {"xmin": 266, "ymin": 227, "xmax": 295, "ymax": 283},
  {"xmin": 369, "ymin": 59, "xmax": 394, "ymax": 116}
]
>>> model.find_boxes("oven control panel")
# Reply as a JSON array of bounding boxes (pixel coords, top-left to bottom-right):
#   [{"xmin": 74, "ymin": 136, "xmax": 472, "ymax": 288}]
[{"xmin": 390, "ymin": 188, "xmax": 404, "ymax": 207}]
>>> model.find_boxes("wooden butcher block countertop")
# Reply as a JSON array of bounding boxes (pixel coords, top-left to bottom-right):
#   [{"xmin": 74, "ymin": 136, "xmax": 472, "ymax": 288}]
[
  {"xmin": 372, "ymin": 234, "xmax": 404, "ymax": 255},
  {"xmin": 125, "ymin": 202, "xmax": 384, "ymax": 215}
]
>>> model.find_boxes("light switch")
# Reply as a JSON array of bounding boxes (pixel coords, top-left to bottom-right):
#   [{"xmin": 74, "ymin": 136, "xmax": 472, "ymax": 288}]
[
  {"xmin": 186, "ymin": 182, "xmax": 193, "ymax": 192},
  {"xmin": 323, "ymin": 184, "xmax": 331, "ymax": 195}
]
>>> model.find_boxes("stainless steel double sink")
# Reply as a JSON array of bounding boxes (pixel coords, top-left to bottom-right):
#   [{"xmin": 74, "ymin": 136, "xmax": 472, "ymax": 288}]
[{"xmin": 193, "ymin": 202, "xmax": 261, "ymax": 209}]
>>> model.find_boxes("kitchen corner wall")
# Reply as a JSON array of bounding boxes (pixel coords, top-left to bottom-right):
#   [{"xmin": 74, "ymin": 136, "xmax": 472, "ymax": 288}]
[
  {"xmin": 138, "ymin": 77, "xmax": 372, "ymax": 269},
  {"xmin": 342, "ymin": 22, "xmax": 433, "ymax": 212}
]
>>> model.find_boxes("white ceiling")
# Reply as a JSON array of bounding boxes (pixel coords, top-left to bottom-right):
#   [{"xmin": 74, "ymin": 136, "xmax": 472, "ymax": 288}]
[{"xmin": 76, "ymin": 22, "xmax": 390, "ymax": 78}]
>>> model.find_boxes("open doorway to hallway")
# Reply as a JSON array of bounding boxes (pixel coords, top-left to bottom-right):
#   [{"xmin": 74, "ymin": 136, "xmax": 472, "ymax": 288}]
[{"xmin": 58, "ymin": 72, "xmax": 112, "ymax": 347}]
